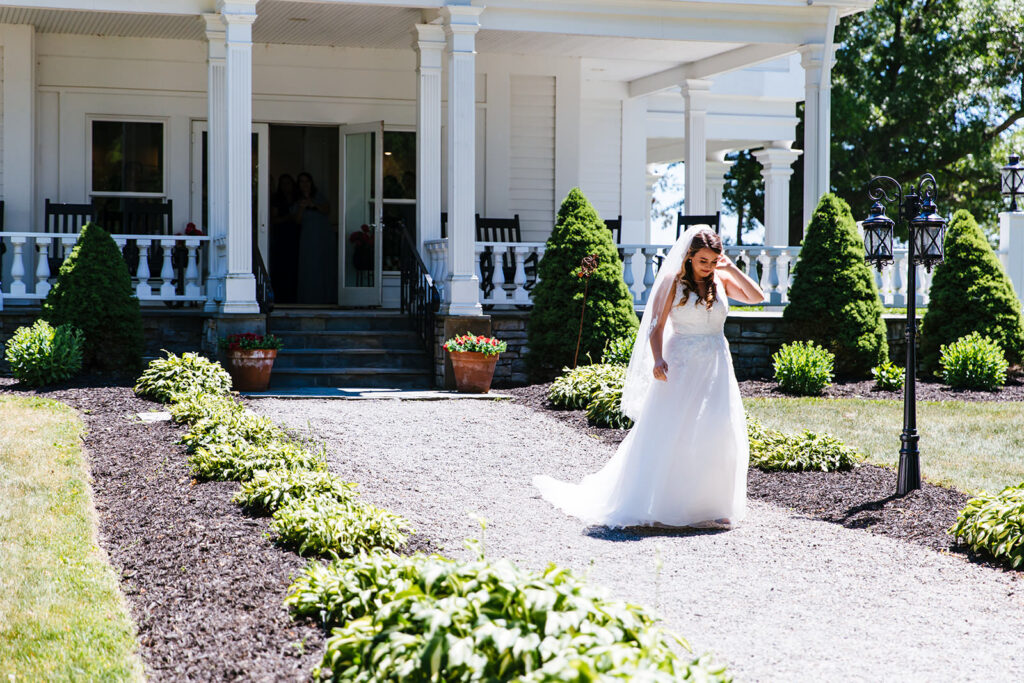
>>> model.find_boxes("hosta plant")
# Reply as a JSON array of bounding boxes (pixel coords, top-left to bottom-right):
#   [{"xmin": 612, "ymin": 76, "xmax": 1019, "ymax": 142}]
[
  {"xmin": 950, "ymin": 484, "xmax": 1024, "ymax": 568},
  {"xmin": 602, "ymin": 328, "xmax": 637, "ymax": 366},
  {"xmin": 168, "ymin": 391, "xmax": 243, "ymax": 425},
  {"xmin": 180, "ymin": 409, "xmax": 286, "ymax": 452},
  {"xmin": 134, "ymin": 351, "xmax": 232, "ymax": 403},
  {"xmin": 871, "ymin": 360, "xmax": 904, "ymax": 391},
  {"xmin": 3, "ymin": 319, "xmax": 83, "ymax": 387},
  {"xmin": 233, "ymin": 469, "xmax": 358, "ymax": 515},
  {"xmin": 939, "ymin": 332, "xmax": 1008, "ymax": 391},
  {"xmin": 187, "ymin": 440, "xmax": 325, "ymax": 482},
  {"xmin": 286, "ymin": 549, "xmax": 730, "ymax": 682},
  {"xmin": 586, "ymin": 383, "xmax": 633, "ymax": 429},
  {"xmin": 747, "ymin": 418, "xmax": 861, "ymax": 472},
  {"xmin": 270, "ymin": 497, "xmax": 410, "ymax": 558},
  {"xmin": 772, "ymin": 341, "xmax": 834, "ymax": 395},
  {"xmin": 548, "ymin": 363, "xmax": 626, "ymax": 410}
]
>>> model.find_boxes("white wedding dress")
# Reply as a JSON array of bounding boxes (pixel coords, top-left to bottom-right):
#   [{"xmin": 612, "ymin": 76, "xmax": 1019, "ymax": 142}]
[{"xmin": 534, "ymin": 288, "xmax": 749, "ymax": 528}]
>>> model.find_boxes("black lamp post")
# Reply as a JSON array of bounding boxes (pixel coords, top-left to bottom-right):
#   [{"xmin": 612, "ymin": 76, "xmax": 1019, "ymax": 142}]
[
  {"xmin": 861, "ymin": 174, "xmax": 947, "ymax": 495},
  {"xmin": 1002, "ymin": 154, "xmax": 1024, "ymax": 212}
]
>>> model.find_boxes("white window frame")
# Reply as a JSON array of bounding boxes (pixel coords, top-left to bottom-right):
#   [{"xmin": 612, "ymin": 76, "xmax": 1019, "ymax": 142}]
[
  {"xmin": 86, "ymin": 115, "xmax": 169, "ymax": 201},
  {"xmin": 381, "ymin": 126, "xmax": 416, "ymax": 274}
]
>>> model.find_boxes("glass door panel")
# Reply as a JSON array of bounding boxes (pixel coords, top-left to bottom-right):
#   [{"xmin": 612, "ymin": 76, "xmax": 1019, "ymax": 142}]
[{"xmin": 338, "ymin": 121, "xmax": 383, "ymax": 306}]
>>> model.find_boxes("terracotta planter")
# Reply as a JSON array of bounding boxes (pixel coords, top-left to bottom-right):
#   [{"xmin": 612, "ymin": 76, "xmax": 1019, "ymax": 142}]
[
  {"xmin": 449, "ymin": 351, "xmax": 499, "ymax": 393},
  {"xmin": 225, "ymin": 348, "xmax": 278, "ymax": 392}
]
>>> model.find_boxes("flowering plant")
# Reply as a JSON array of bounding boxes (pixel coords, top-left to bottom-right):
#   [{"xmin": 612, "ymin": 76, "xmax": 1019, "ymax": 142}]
[
  {"xmin": 218, "ymin": 332, "xmax": 284, "ymax": 351},
  {"xmin": 442, "ymin": 333, "xmax": 507, "ymax": 356},
  {"xmin": 185, "ymin": 221, "xmax": 205, "ymax": 236},
  {"xmin": 349, "ymin": 224, "xmax": 374, "ymax": 247}
]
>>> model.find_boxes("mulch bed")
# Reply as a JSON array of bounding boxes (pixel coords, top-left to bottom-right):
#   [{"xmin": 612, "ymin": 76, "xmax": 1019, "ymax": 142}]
[
  {"xmin": 502, "ymin": 381, "xmax": 999, "ymax": 561},
  {"xmin": 0, "ymin": 375, "xmax": 326, "ymax": 681}
]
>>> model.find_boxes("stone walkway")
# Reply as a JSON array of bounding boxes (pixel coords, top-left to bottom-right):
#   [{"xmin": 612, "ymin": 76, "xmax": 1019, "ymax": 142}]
[{"xmin": 249, "ymin": 397, "xmax": 1024, "ymax": 682}]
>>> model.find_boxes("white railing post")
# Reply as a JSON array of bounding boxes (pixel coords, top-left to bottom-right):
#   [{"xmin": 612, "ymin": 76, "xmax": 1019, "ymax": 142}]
[
  {"xmin": 35, "ymin": 238, "xmax": 52, "ymax": 298},
  {"xmin": 160, "ymin": 238, "xmax": 176, "ymax": 298},
  {"xmin": 880, "ymin": 263, "xmax": 895, "ymax": 305},
  {"xmin": 757, "ymin": 250, "xmax": 773, "ymax": 301},
  {"xmin": 917, "ymin": 264, "xmax": 929, "ymax": 307},
  {"xmin": 136, "ymin": 241, "xmax": 152, "ymax": 299},
  {"xmin": 185, "ymin": 238, "xmax": 202, "ymax": 298},
  {"xmin": 897, "ymin": 252, "xmax": 909, "ymax": 307},
  {"xmin": 621, "ymin": 249, "xmax": 637, "ymax": 304},
  {"xmin": 512, "ymin": 246, "xmax": 528, "ymax": 305},
  {"xmin": 777, "ymin": 249, "xmax": 792, "ymax": 304},
  {"xmin": 641, "ymin": 248, "xmax": 657, "ymax": 305},
  {"xmin": 9, "ymin": 236, "xmax": 27, "ymax": 297}
]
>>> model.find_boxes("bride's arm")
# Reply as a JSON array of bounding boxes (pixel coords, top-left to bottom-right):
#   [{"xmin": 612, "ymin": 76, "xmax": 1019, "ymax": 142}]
[
  {"xmin": 716, "ymin": 254, "xmax": 765, "ymax": 304},
  {"xmin": 648, "ymin": 280, "xmax": 675, "ymax": 381}
]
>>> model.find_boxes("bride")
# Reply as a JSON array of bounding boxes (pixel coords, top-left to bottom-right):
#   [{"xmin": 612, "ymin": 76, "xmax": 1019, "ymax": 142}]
[{"xmin": 533, "ymin": 227, "xmax": 764, "ymax": 529}]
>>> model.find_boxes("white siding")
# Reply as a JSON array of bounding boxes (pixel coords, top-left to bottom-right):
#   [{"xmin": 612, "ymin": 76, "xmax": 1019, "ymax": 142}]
[
  {"xmin": 579, "ymin": 99, "xmax": 621, "ymax": 223},
  {"xmin": 509, "ymin": 74, "xmax": 555, "ymax": 241}
]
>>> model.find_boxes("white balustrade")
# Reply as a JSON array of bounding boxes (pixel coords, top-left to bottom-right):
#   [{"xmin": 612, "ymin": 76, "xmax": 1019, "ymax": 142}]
[{"xmin": 0, "ymin": 231, "xmax": 210, "ymax": 306}]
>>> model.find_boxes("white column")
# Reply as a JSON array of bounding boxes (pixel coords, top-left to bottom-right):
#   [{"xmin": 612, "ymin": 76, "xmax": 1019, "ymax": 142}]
[
  {"xmin": 753, "ymin": 143, "xmax": 802, "ymax": 247},
  {"xmin": 414, "ymin": 24, "xmax": 445, "ymax": 255},
  {"xmin": 705, "ymin": 152, "xmax": 733, "ymax": 218},
  {"xmin": 999, "ymin": 211, "xmax": 1024, "ymax": 305},
  {"xmin": 644, "ymin": 164, "xmax": 660, "ymax": 242},
  {"xmin": 442, "ymin": 5, "xmax": 484, "ymax": 317},
  {"xmin": 681, "ymin": 79, "xmax": 711, "ymax": 216},
  {"xmin": 203, "ymin": 14, "xmax": 227, "ymax": 312},
  {"xmin": 219, "ymin": 0, "xmax": 259, "ymax": 314},
  {"xmin": 620, "ymin": 97, "xmax": 648, "ymax": 244},
  {"xmin": 800, "ymin": 44, "xmax": 833, "ymax": 230},
  {"xmin": 1, "ymin": 25, "xmax": 35, "ymax": 234}
]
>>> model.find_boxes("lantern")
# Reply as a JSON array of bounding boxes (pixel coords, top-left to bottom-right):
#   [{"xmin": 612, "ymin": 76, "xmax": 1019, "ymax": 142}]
[
  {"xmin": 910, "ymin": 196, "xmax": 946, "ymax": 269},
  {"xmin": 861, "ymin": 200, "xmax": 895, "ymax": 270},
  {"xmin": 1001, "ymin": 154, "xmax": 1024, "ymax": 212}
]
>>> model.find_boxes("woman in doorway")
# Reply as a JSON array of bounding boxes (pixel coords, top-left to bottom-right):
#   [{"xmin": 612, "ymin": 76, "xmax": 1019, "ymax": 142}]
[
  {"xmin": 269, "ymin": 174, "xmax": 299, "ymax": 303},
  {"xmin": 534, "ymin": 227, "xmax": 764, "ymax": 529},
  {"xmin": 294, "ymin": 172, "xmax": 334, "ymax": 304}
]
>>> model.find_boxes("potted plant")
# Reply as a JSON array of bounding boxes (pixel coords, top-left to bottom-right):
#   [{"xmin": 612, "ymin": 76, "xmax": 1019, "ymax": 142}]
[
  {"xmin": 349, "ymin": 223, "xmax": 374, "ymax": 272},
  {"xmin": 442, "ymin": 332, "xmax": 507, "ymax": 393},
  {"xmin": 218, "ymin": 332, "xmax": 284, "ymax": 392}
]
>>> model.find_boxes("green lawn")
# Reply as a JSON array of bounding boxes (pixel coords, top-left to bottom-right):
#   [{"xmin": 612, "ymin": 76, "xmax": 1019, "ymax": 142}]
[
  {"xmin": 0, "ymin": 396, "xmax": 144, "ymax": 681},
  {"xmin": 745, "ymin": 397, "xmax": 1024, "ymax": 495}
]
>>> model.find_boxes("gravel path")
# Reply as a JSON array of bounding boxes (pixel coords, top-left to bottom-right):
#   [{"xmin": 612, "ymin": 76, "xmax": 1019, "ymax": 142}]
[{"xmin": 250, "ymin": 397, "xmax": 1024, "ymax": 682}]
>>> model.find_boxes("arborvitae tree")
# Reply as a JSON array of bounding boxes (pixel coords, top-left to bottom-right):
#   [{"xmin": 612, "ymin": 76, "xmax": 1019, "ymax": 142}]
[
  {"xmin": 527, "ymin": 188, "xmax": 638, "ymax": 379},
  {"xmin": 920, "ymin": 210, "xmax": 1024, "ymax": 372},
  {"xmin": 783, "ymin": 193, "xmax": 887, "ymax": 377},
  {"xmin": 43, "ymin": 223, "xmax": 144, "ymax": 372}
]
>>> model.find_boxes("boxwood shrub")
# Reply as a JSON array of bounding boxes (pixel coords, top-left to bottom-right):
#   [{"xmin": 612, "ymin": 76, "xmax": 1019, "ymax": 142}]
[
  {"xmin": 939, "ymin": 332, "xmax": 1008, "ymax": 391},
  {"xmin": 3, "ymin": 319, "xmax": 83, "ymax": 387},
  {"xmin": 772, "ymin": 341, "xmax": 834, "ymax": 396}
]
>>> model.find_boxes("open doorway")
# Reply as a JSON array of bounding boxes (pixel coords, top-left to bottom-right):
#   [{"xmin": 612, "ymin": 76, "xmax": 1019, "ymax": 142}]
[{"xmin": 268, "ymin": 125, "xmax": 339, "ymax": 306}]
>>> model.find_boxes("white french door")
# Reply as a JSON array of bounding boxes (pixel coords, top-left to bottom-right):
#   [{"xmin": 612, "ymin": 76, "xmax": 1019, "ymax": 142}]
[
  {"xmin": 189, "ymin": 120, "xmax": 270, "ymax": 261},
  {"xmin": 338, "ymin": 121, "xmax": 384, "ymax": 306}
]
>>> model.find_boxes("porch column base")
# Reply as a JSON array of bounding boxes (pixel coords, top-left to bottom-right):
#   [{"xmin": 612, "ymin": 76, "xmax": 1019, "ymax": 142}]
[
  {"xmin": 437, "ymin": 314, "xmax": 491, "ymax": 390},
  {"xmin": 444, "ymin": 274, "xmax": 482, "ymax": 317},
  {"xmin": 221, "ymin": 273, "xmax": 259, "ymax": 314}
]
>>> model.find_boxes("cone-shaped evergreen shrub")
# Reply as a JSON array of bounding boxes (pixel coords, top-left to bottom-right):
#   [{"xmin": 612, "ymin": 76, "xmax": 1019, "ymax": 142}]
[
  {"xmin": 783, "ymin": 193, "xmax": 887, "ymax": 377},
  {"xmin": 527, "ymin": 188, "xmax": 638, "ymax": 379},
  {"xmin": 920, "ymin": 210, "xmax": 1024, "ymax": 372},
  {"xmin": 43, "ymin": 223, "xmax": 144, "ymax": 371}
]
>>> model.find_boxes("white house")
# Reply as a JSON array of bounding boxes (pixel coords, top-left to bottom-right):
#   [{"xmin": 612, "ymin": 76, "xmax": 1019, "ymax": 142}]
[{"xmin": 0, "ymin": 0, "xmax": 871, "ymax": 322}]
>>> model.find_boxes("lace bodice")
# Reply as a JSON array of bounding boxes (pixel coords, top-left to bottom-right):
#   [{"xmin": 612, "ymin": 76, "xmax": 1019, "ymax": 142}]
[{"xmin": 668, "ymin": 288, "xmax": 729, "ymax": 336}]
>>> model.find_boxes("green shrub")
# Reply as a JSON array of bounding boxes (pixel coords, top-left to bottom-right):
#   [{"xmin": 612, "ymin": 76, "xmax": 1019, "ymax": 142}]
[
  {"xmin": 180, "ymin": 409, "xmax": 286, "ymax": 452},
  {"xmin": 527, "ymin": 188, "xmax": 638, "ymax": 380},
  {"xmin": 548, "ymin": 363, "xmax": 626, "ymax": 410},
  {"xmin": 135, "ymin": 352, "xmax": 232, "ymax": 403},
  {"xmin": 187, "ymin": 440, "xmax": 325, "ymax": 481},
  {"xmin": 939, "ymin": 332, "xmax": 1008, "ymax": 391},
  {"xmin": 950, "ymin": 483, "xmax": 1024, "ymax": 568},
  {"xmin": 286, "ymin": 551, "xmax": 730, "ymax": 682},
  {"xmin": 871, "ymin": 360, "xmax": 905, "ymax": 391},
  {"xmin": 772, "ymin": 341, "xmax": 834, "ymax": 395},
  {"xmin": 921, "ymin": 210, "xmax": 1024, "ymax": 372},
  {"xmin": 42, "ymin": 223, "xmax": 144, "ymax": 372},
  {"xmin": 783, "ymin": 194, "xmax": 887, "ymax": 377},
  {"xmin": 167, "ymin": 391, "xmax": 243, "ymax": 426},
  {"xmin": 3, "ymin": 319, "xmax": 84, "ymax": 387},
  {"xmin": 586, "ymin": 383, "xmax": 633, "ymax": 429},
  {"xmin": 270, "ymin": 497, "xmax": 409, "ymax": 558},
  {"xmin": 602, "ymin": 328, "xmax": 637, "ymax": 366},
  {"xmin": 232, "ymin": 469, "xmax": 357, "ymax": 515},
  {"xmin": 747, "ymin": 418, "xmax": 862, "ymax": 472}
]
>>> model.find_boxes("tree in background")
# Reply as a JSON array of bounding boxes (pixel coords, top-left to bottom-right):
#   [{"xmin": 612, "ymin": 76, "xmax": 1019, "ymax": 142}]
[{"xmin": 722, "ymin": 150, "xmax": 764, "ymax": 245}]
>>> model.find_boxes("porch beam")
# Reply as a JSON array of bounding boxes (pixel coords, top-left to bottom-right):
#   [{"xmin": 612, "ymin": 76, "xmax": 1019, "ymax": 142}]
[
  {"xmin": 628, "ymin": 43, "xmax": 800, "ymax": 98},
  {"xmin": 442, "ymin": 4, "xmax": 484, "ymax": 317},
  {"xmin": 4, "ymin": 0, "xmax": 215, "ymax": 13},
  {"xmin": 219, "ymin": 0, "xmax": 258, "ymax": 314}
]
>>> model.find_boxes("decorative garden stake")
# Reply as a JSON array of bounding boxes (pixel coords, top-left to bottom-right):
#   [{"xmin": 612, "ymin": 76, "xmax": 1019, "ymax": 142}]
[
  {"xmin": 861, "ymin": 174, "xmax": 947, "ymax": 495},
  {"xmin": 573, "ymin": 253, "xmax": 600, "ymax": 368}
]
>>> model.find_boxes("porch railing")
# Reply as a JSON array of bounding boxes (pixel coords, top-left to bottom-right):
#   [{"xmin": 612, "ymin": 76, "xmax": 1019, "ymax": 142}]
[
  {"xmin": 398, "ymin": 229, "xmax": 439, "ymax": 351},
  {"xmin": 0, "ymin": 231, "xmax": 210, "ymax": 309},
  {"xmin": 424, "ymin": 239, "xmax": 966, "ymax": 310}
]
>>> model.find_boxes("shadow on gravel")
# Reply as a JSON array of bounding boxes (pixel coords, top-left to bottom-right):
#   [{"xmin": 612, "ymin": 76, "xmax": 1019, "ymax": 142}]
[{"xmin": 584, "ymin": 526, "xmax": 729, "ymax": 542}]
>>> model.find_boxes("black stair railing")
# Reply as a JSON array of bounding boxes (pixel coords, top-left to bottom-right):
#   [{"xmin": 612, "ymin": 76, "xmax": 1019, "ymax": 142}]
[
  {"xmin": 398, "ymin": 228, "xmax": 440, "ymax": 352},
  {"xmin": 253, "ymin": 243, "xmax": 275, "ymax": 314}
]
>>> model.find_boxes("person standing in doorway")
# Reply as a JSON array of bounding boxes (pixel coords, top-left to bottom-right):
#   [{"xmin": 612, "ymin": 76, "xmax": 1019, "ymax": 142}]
[
  {"xmin": 269, "ymin": 173, "xmax": 299, "ymax": 303},
  {"xmin": 293, "ymin": 172, "xmax": 334, "ymax": 304}
]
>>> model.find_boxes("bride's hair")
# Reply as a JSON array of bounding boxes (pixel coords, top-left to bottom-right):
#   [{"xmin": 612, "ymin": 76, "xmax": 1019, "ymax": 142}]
[{"xmin": 674, "ymin": 229, "xmax": 722, "ymax": 310}]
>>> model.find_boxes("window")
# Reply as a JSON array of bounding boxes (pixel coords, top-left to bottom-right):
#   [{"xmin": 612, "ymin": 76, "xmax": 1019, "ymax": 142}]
[
  {"xmin": 91, "ymin": 120, "xmax": 164, "ymax": 195},
  {"xmin": 382, "ymin": 131, "xmax": 416, "ymax": 271}
]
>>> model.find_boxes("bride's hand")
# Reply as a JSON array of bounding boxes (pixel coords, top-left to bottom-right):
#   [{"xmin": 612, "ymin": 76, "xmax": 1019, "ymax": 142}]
[
  {"xmin": 716, "ymin": 253, "xmax": 735, "ymax": 270},
  {"xmin": 652, "ymin": 359, "xmax": 668, "ymax": 381}
]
